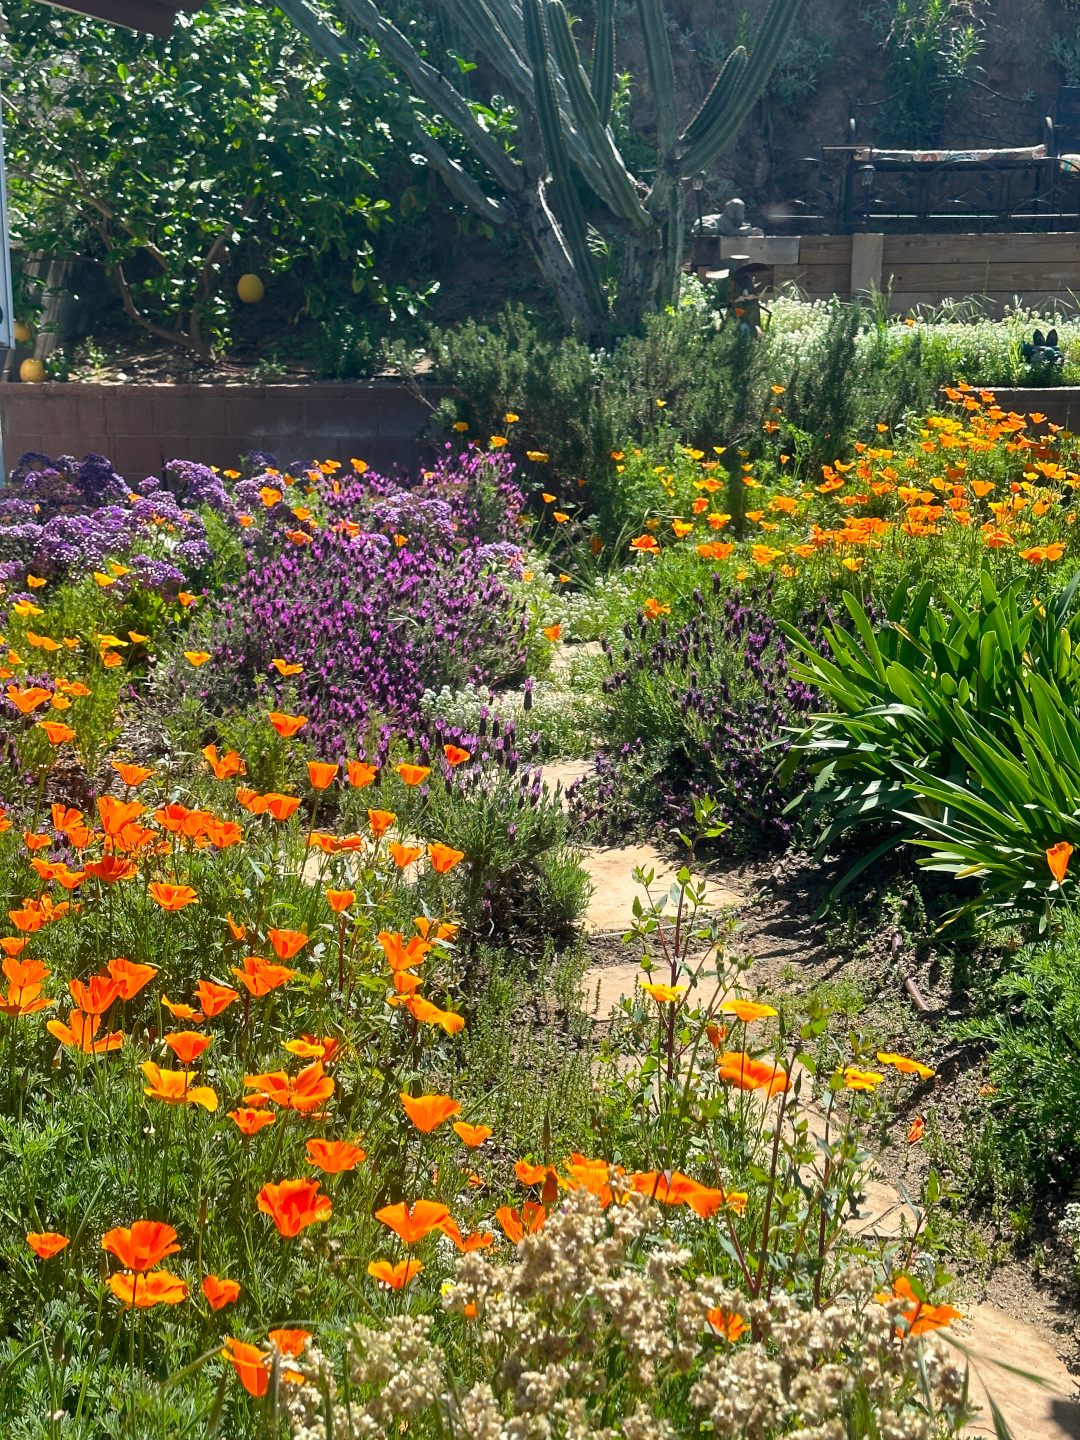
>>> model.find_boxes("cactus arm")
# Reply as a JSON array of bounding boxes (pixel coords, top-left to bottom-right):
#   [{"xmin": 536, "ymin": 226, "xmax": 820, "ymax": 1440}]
[
  {"xmin": 636, "ymin": 0, "xmax": 678, "ymax": 159},
  {"xmin": 521, "ymin": 0, "xmax": 606, "ymax": 321},
  {"xmin": 678, "ymin": 0, "xmax": 802, "ymax": 175},
  {"xmin": 272, "ymin": 0, "xmax": 358, "ymax": 63},
  {"xmin": 337, "ymin": 0, "xmax": 524, "ymax": 194},
  {"xmin": 680, "ymin": 45, "xmax": 746, "ymax": 148},
  {"xmin": 438, "ymin": 0, "xmax": 535, "ymax": 106},
  {"xmin": 409, "ymin": 122, "xmax": 512, "ymax": 224},
  {"xmin": 546, "ymin": 0, "xmax": 651, "ymax": 227},
  {"xmin": 591, "ymin": 0, "xmax": 615, "ymax": 125}
]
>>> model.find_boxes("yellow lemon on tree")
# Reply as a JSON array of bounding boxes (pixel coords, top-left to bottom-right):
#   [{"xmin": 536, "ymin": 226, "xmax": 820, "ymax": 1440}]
[
  {"xmin": 237, "ymin": 273, "xmax": 265, "ymax": 304},
  {"xmin": 19, "ymin": 358, "xmax": 45, "ymax": 383},
  {"xmin": 13, "ymin": 321, "xmax": 32, "ymax": 344}
]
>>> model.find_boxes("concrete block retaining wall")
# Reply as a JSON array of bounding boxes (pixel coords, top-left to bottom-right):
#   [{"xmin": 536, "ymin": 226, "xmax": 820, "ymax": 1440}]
[{"xmin": 0, "ymin": 381, "xmax": 452, "ymax": 478}]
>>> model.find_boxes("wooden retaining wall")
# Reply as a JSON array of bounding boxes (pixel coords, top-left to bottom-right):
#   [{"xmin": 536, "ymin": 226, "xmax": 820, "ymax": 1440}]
[
  {"xmin": 0, "ymin": 380, "xmax": 452, "ymax": 479},
  {"xmin": 691, "ymin": 232, "xmax": 1080, "ymax": 314}
]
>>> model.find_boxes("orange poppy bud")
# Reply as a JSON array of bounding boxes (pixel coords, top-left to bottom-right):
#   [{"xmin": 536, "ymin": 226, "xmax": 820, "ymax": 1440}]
[
  {"xmin": 202, "ymin": 1274, "xmax": 240, "ymax": 1309},
  {"xmin": 307, "ymin": 761, "xmax": 337, "ymax": 790}
]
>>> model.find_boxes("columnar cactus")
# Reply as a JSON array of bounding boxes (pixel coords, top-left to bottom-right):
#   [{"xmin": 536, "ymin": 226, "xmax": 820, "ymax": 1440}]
[{"xmin": 273, "ymin": 0, "xmax": 802, "ymax": 334}]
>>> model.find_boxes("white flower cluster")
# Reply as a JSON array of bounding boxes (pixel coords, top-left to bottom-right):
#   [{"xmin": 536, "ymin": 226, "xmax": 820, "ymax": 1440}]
[{"xmin": 287, "ymin": 1188, "xmax": 969, "ymax": 1440}]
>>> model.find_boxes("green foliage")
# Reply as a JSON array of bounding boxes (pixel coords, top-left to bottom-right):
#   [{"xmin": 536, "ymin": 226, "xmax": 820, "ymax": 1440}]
[
  {"xmin": 954, "ymin": 911, "xmax": 1080, "ymax": 1190},
  {"xmin": 868, "ymin": 0, "xmax": 984, "ymax": 147},
  {"xmin": 781, "ymin": 570, "xmax": 1080, "ymax": 889},
  {"xmin": 3, "ymin": 0, "xmax": 415, "ymax": 360}
]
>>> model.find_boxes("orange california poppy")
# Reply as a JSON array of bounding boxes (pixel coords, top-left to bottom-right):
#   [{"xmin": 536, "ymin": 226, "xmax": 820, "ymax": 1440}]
[
  {"xmin": 84, "ymin": 856, "xmax": 138, "ymax": 884},
  {"xmin": 69, "ymin": 974, "xmax": 121, "ymax": 1015},
  {"xmin": 307, "ymin": 761, "xmax": 337, "ymax": 790},
  {"xmin": 378, "ymin": 931, "xmax": 430, "ymax": 971},
  {"xmin": 221, "ymin": 1337, "xmax": 270, "ymax": 1396},
  {"xmin": 640, "ymin": 982, "xmax": 685, "ymax": 1004},
  {"xmin": 141, "ymin": 1061, "xmax": 218, "ymax": 1110},
  {"xmin": 47, "ymin": 1009, "xmax": 123, "ymax": 1053},
  {"xmin": 347, "ymin": 760, "xmax": 377, "ymax": 788},
  {"xmin": 257, "ymin": 1178, "xmax": 332, "ymax": 1237},
  {"xmin": 97, "ymin": 795, "xmax": 145, "ymax": 836},
  {"xmin": 400, "ymin": 1092, "xmax": 461, "ymax": 1132},
  {"xmin": 51, "ymin": 863, "xmax": 87, "ymax": 891},
  {"xmin": 26, "ymin": 1231, "xmax": 68, "ymax": 1259},
  {"xmin": 164, "ymin": 1030, "xmax": 211, "ymax": 1064},
  {"xmin": 719, "ymin": 999, "xmax": 778, "ymax": 1023},
  {"xmin": 229, "ymin": 1107, "xmax": 276, "ymax": 1135},
  {"xmin": 305, "ymin": 1138, "xmax": 365, "ymax": 1174},
  {"xmin": 0, "ymin": 938, "xmax": 26, "ymax": 957},
  {"xmin": 232, "ymin": 956, "xmax": 296, "ymax": 996},
  {"xmin": 389, "ymin": 842, "xmax": 423, "ymax": 869},
  {"xmin": 543, "ymin": 625, "xmax": 561, "ymax": 641},
  {"xmin": 205, "ymin": 818, "xmax": 243, "ymax": 849},
  {"xmin": 877, "ymin": 1051, "xmax": 936, "ymax": 1080},
  {"xmin": 395, "ymin": 763, "xmax": 430, "ymax": 786},
  {"xmin": 439, "ymin": 1219, "xmax": 494, "ymax": 1253},
  {"xmin": 245, "ymin": 1060, "xmax": 334, "ymax": 1113},
  {"xmin": 0, "ymin": 956, "xmax": 53, "ymax": 1018},
  {"xmin": 271, "ymin": 658, "xmax": 303, "ymax": 676},
  {"xmin": 196, "ymin": 979, "xmax": 239, "ymax": 1018},
  {"xmin": 874, "ymin": 1276, "xmax": 962, "ymax": 1336},
  {"xmin": 443, "ymin": 745, "xmax": 470, "ymax": 766},
  {"xmin": 153, "ymin": 803, "xmax": 191, "ymax": 834},
  {"xmin": 108, "ymin": 1270, "xmax": 187, "ymax": 1308},
  {"xmin": 227, "ymin": 913, "xmax": 246, "ymax": 941},
  {"xmin": 515, "ymin": 1159, "xmax": 547, "ymax": 1185},
  {"xmin": 374, "ymin": 1198, "xmax": 450, "ymax": 1244},
  {"xmin": 495, "ymin": 1203, "xmax": 546, "ymax": 1242},
  {"xmin": 368, "ymin": 1258, "xmax": 423, "ymax": 1289},
  {"xmin": 368, "ymin": 808, "xmax": 396, "ymax": 839},
  {"xmin": 39, "ymin": 720, "xmax": 76, "ymax": 745},
  {"xmin": 202, "ymin": 745, "xmax": 245, "ymax": 780},
  {"xmin": 23, "ymin": 832, "xmax": 52, "ymax": 853},
  {"xmin": 268, "ymin": 1328, "xmax": 310, "ymax": 1358},
  {"xmin": 101, "ymin": 1220, "xmax": 180, "ymax": 1272},
  {"xmin": 108, "ymin": 956, "xmax": 157, "ymax": 1000},
  {"xmin": 706, "ymin": 1308, "xmax": 748, "ymax": 1342},
  {"xmin": 268, "ymin": 712, "xmax": 308, "ymax": 738},
  {"xmin": 452, "ymin": 1122, "xmax": 492, "ymax": 1148},
  {"xmin": 842, "ymin": 1067, "xmax": 884, "ymax": 1091},
  {"xmin": 282, "ymin": 1034, "xmax": 339, "ymax": 1061},
  {"xmin": 7, "ymin": 685, "xmax": 51, "ymax": 713},
  {"xmin": 325, "ymin": 888, "xmax": 355, "ymax": 913},
  {"xmin": 428, "ymin": 843, "xmax": 465, "ymax": 875},
  {"xmin": 1047, "ymin": 841, "xmax": 1073, "ymax": 884},
  {"xmin": 161, "ymin": 996, "xmax": 202, "ymax": 1023},
  {"xmin": 267, "ymin": 929, "xmax": 308, "ymax": 961},
  {"xmin": 907, "ymin": 1116, "xmax": 925, "ymax": 1144},
  {"xmin": 716, "ymin": 1051, "xmax": 790, "ymax": 1096},
  {"xmin": 403, "ymin": 996, "xmax": 465, "ymax": 1034},
  {"xmin": 112, "ymin": 763, "xmax": 154, "ymax": 786},
  {"xmin": 148, "ymin": 883, "xmax": 199, "ymax": 911},
  {"xmin": 202, "ymin": 1274, "xmax": 240, "ymax": 1310},
  {"xmin": 629, "ymin": 535, "xmax": 659, "ymax": 554},
  {"xmin": 184, "ymin": 651, "xmax": 211, "ymax": 667},
  {"xmin": 262, "ymin": 793, "xmax": 302, "ymax": 822}
]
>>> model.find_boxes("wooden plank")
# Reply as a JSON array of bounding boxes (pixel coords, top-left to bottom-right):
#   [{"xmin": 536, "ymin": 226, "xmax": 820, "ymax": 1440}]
[
  {"xmin": 886, "ymin": 290, "xmax": 1080, "ymax": 315},
  {"xmin": 883, "ymin": 233, "xmax": 1080, "ymax": 264},
  {"xmin": 799, "ymin": 236, "xmax": 852, "ymax": 262},
  {"xmin": 796, "ymin": 266, "xmax": 851, "ymax": 290},
  {"xmin": 851, "ymin": 233, "xmax": 884, "ymax": 294},
  {"xmin": 882, "ymin": 263, "xmax": 1080, "ymax": 289}
]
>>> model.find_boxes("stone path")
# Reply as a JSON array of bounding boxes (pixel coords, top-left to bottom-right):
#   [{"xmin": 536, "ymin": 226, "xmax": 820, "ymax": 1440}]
[
  {"xmin": 580, "ymin": 843, "xmax": 743, "ymax": 934},
  {"xmin": 573, "ymin": 841, "xmax": 1080, "ymax": 1439}
]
